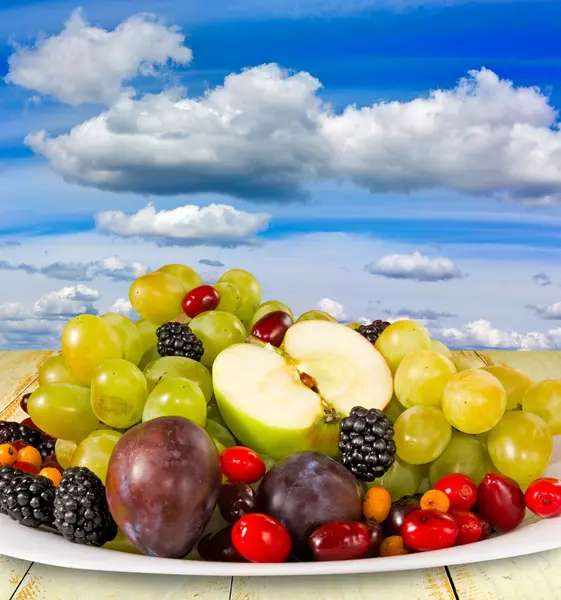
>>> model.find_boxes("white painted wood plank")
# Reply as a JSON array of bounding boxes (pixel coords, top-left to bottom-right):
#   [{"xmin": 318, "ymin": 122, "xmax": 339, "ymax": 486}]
[{"xmin": 0, "ymin": 555, "xmax": 31, "ymax": 600}]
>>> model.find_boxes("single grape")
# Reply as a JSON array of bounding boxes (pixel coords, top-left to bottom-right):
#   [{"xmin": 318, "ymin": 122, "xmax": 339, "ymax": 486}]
[
  {"xmin": 481, "ymin": 365, "xmax": 534, "ymax": 411},
  {"xmin": 129, "ymin": 271, "xmax": 185, "ymax": 324},
  {"xmin": 38, "ymin": 355, "xmax": 83, "ymax": 387},
  {"xmin": 138, "ymin": 345, "xmax": 160, "ymax": 371},
  {"xmin": 206, "ymin": 419, "xmax": 236, "ymax": 448},
  {"xmin": 442, "ymin": 369, "xmax": 506, "ymax": 434},
  {"xmin": 190, "ymin": 310, "xmax": 247, "ymax": 367},
  {"xmin": 250, "ymin": 301, "xmax": 293, "ymax": 328},
  {"xmin": 375, "ymin": 320, "xmax": 431, "ymax": 373},
  {"xmin": 182, "ymin": 285, "xmax": 220, "ymax": 318},
  {"xmin": 62, "ymin": 315, "xmax": 123, "ymax": 386},
  {"xmin": 135, "ymin": 318, "xmax": 159, "ymax": 357},
  {"xmin": 55, "ymin": 438, "xmax": 78, "ymax": 469},
  {"xmin": 71, "ymin": 429, "xmax": 122, "ymax": 484},
  {"xmin": 488, "ymin": 411, "xmax": 553, "ymax": 489},
  {"xmin": 296, "ymin": 310, "xmax": 337, "ymax": 323},
  {"xmin": 218, "ymin": 482, "xmax": 257, "ymax": 523},
  {"xmin": 91, "ymin": 358, "xmax": 149, "ymax": 429},
  {"xmin": 214, "ymin": 282, "xmax": 242, "ymax": 313},
  {"xmin": 430, "ymin": 339, "xmax": 453, "ymax": 359},
  {"xmin": 250, "ymin": 310, "xmax": 293, "ymax": 347},
  {"xmin": 28, "ymin": 384, "xmax": 99, "ymax": 442},
  {"xmin": 143, "ymin": 355, "xmax": 213, "ymax": 402},
  {"xmin": 157, "ymin": 264, "xmax": 203, "ymax": 294},
  {"xmin": 217, "ymin": 269, "xmax": 262, "ymax": 328},
  {"xmin": 369, "ymin": 456, "xmax": 426, "ymax": 502},
  {"xmin": 384, "ymin": 396, "xmax": 406, "ymax": 423},
  {"xmin": 142, "ymin": 377, "xmax": 207, "ymax": 426},
  {"xmin": 101, "ymin": 313, "xmax": 144, "ymax": 365},
  {"xmin": 522, "ymin": 379, "xmax": 561, "ymax": 435},
  {"xmin": 394, "ymin": 406, "xmax": 452, "ymax": 465},
  {"xmin": 394, "ymin": 349, "xmax": 457, "ymax": 408}
]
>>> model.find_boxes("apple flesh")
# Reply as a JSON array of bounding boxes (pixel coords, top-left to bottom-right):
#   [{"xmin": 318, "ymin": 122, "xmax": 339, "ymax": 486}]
[{"xmin": 213, "ymin": 320, "xmax": 393, "ymax": 459}]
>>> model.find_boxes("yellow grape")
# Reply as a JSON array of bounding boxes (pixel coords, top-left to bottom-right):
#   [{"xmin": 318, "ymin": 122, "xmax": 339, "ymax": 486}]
[
  {"xmin": 481, "ymin": 365, "xmax": 534, "ymax": 411},
  {"xmin": 38, "ymin": 355, "xmax": 82, "ymax": 386},
  {"xmin": 142, "ymin": 356, "xmax": 213, "ymax": 402},
  {"xmin": 156, "ymin": 264, "xmax": 203, "ymax": 294},
  {"xmin": 384, "ymin": 395, "xmax": 406, "ymax": 423},
  {"xmin": 101, "ymin": 313, "xmax": 143, "ymax": 365},
  {"xmin": 214, "ymin": 282, "xmax": 242, "ymax": 313},
  {"xmin": 296, "ymin": 310, "xmax": 337, "ymax": 323},
  {"xmin": 71, "ymin": 429, "xmax": 122, "ymax": 484},
  {"xmin": 55, "ymin": 438, "xmax": 78, "ymax": 469},
  {"xmin": 375, "ymin": 320, "xmax": 431, "ymax": 373},
  {"xmin": 217, "ymin": 269, "xmax": 262, "ymax": 328},
  {"xmin": 129, "ymin": 271, "xmax": 185, "ymax": 324},
  {"xmin": 430, "ymin": 339, "xmax": 453, "ymax": 358},
  {"xmin": 142, "ymin": 377, "xmax": 207, "ymax": 426},
  {"xmin": 135, "ymin": 318, "xmax": 159, "ymax": 356},
  {"xmin": 522, "ymin": 379, "xmax": 561, "ymax": 435}
]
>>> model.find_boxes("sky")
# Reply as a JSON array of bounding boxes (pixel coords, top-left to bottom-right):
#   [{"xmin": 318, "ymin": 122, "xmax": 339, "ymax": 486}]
[{"xmin": 1, "ymin": 0, "xmax": 561, "ymax": 350}]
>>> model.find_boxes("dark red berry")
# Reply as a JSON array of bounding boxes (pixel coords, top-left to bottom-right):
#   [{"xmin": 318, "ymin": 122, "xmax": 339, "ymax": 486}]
[
  {"xmin": 451, "ymin": 511, "xmax": 483, "ymax": 546},
  {"xmin": 308, "ymin": 521, "xmax": 373, "ymax": 562},
  {"xmin": 525, "ymin": 478, "xmax": 561, "ymax": 518},
  {"xmin": 20, "ymin": 393, "xmax": 31, "ymax": 414},
  {"xmin": 182, "ymin": 285, "xmax": 220, "ymax": 318},
  {"xmin": 217, "ymin": 482, "xmax": 257, "ymax": 523},
  {"xmin": 402, "ymin": 509, "xmax": 459, "ymax": 552},
  {"xmin": 250, "ymin": 311, "xmax": 293, "ymax": 347},
  {"xmin": 198, "ymin": 526, "xmax": 247, "ymax": 562},
  {"xmin": 477, "ymin": 473, "xmax": 525, "ymax": 533}
]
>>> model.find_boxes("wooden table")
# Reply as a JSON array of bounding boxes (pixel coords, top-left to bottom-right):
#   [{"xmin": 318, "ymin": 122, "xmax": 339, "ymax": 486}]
[{"xmin": 1, "ymin": 350, "xmax": 561, "ymax": 600}]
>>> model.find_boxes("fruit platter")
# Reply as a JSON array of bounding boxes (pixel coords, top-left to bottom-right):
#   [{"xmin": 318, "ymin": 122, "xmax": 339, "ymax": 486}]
[{"xmin": 1, "ymin": 263, "xmax": 561, "ymax": 577}]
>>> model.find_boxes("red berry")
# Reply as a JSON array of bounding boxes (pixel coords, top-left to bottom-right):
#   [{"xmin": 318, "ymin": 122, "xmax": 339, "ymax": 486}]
[
  {"xmin": 182, "ymin": 285, "xmax": 220, "ymax": 318},
  {"xmin": 220, "ymin": 447, "xmax": 266, "ymax": 484},
  {"xmin": 477, "ymin": 515, "xmax": 492, "ymax": 540},
  {"xmin": 525, "ymin": 478, "xmax": 561, "ymax": 518},
  {"xmin": 250, "ymin": 311, "xmax": 293, "ymax": 348},
  {"xmin": 232, "ymin": 513, "xmax": 292, "ymax": 563},
  {"xmin": 20, "ymin": 393, "xmax": 31, "ymax": 414},
  {"xmin": 477, "ymin": 473, "xmax": 525, "ymax": 533},
  {"xmin": 308, "ymin": 521, "xmax": 373, "ymax": 562},
  {"xmin": 13, "ymin": 461, "xmax": 40, "ymax": 476},
  {"xmin": 434, "ymin": 473, "xmax": 477, "ymax": 511},
  {"xmin": 451, "ymin": 511, "xmax": 483, "ymax": 546},
  {"xmin": 401, "ymin": 509, "xmax": 459, "ymax": 552}
]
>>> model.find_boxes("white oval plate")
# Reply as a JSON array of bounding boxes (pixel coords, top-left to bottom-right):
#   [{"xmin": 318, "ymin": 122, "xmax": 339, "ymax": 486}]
[{"xmin": 2, "ymin": 439, "xmax": 561, "ymax": 577}]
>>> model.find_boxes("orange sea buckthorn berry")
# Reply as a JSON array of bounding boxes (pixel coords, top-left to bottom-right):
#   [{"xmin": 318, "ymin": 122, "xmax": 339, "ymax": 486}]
[
  {"xmin": 39, "ymin": 467, "xmax": 62, "ymax": 487},
  {"xmin": 363, "ymin": 486, "xmax": 392, "ymax": 522},
  {"xmin": 0, "ymin": 444, "xmax": 17, "ymax": 467},
  {"xmin": 380, "ymin": 535, "xmax": 409, "ymax": 557},
  {"xmin": 420, "ymin": 489, "xmax": 451, "ymax": 513},
  {"xmin": 17, "ymin": 446, "xmax": 42, "ymax": 471}
]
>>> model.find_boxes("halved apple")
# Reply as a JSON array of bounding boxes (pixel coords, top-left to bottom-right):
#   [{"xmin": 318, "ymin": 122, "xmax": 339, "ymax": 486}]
[{"xmin": 213, "ymin": 320, "xmax": 393, "ymax": 459}]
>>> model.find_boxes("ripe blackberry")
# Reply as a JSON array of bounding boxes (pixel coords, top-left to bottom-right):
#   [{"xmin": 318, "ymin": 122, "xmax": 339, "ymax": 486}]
[
  {"xmin": 38, "ymin": 439, "xmax": 56, "ymax": 459},
  {"xmin": 3, "ymin": 474, "xmax": 55, "ymax": 528},
  {"xmin": 356, "ymin": 320, "xmax": 390, "ymax": 345},
  {"xmin": 339, "ymin": 406, "xmax": 396, "ymax": 482},
  {"xmin": 0, "ymin": 420, "xmax": 42, "ymax": 448},
  {"xmin": 156, "ymin": 322, "xmax": 204, "ymax": 361},
  {"xmin": 0, "ymin": 465, "xmax": 24, "ymax": 515},
  {"xmin": 53, "ymin": 467, "xmax": 117, "ymax": 546}
]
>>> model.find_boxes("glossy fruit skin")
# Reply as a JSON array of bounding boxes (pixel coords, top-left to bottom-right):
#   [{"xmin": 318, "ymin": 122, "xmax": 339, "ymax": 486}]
[
  {"xmin": 257, "ymin": 451, "xmax": 363, "ymax": 556},
  {"xmin": 402, "ymin": 509, "xmax": 459, "ymax": 552},
  {"xmin": 524, "ymin": 478, "xmax": 561, "ymax": 518},
  {"xmin": 477, "ymin": 515, "xmax": 492, "ymax": 540},
  {"xmin": 232, "ymin": 513, "xmax": 292, "ymax": 563},
  {"xmin": 218, "ymin": 482, "xmax": 257, "ymax": 523},
  {"xmin": 220, "ymin": 447, "xmax": 266, "ymax": 484},
  {"xmin": 197, "ymin": 526, "xmax": 246, "ymax": 562},
  {"xmin": 182, "ymin": 285, "xmax": 221, "ymax": 319},
  {"xmin": 365, "ymin": 520, "xmax": 384, "ymax": 557},
  {"xmin": 13, "ymin": 461, "xmax": 39, "ymax": 475},
  {"xmin": 106, "ymin": 416, "xmax": 221, "ymax": 558},
  {"xmin": 250, "ymin": 310, "xmax": 293, "ymax": 347},
  {"xmin": 0, "ymin": 444, "xmax": 16, "ymax": 467},
  {"xmin": 20, "ymin": 393, "xmax": 30, "ymax": 414},
  {"xmin": 308, "ymin": 521, "xmax": 372, "ymax": 562},
  {"xmin": 477, "ymin": 473, "xmax": 525, "ymax": 533},
  {"xmin": 434, "ymin": 473, "xmax": 478, "ymax": 511},
  {"xmin": 451, "ymin": 511, "xmax": 483, "ymax": 545},
  {"xmin": 384, "ymin": 496, "xmax": 421, "ymax": 537}
]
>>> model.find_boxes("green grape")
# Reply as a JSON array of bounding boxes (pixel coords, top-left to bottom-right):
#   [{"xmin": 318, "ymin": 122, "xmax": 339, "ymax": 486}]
[
  {"xmin": 394, "ymin": 349, "xmax": 457, "ymax": 408},
  {"xmin": 71, "ymin": 429, "xmax": 122, "ymax": 484},
  {"xmin": 488, "ymin": 411, "xmax": 553, "ymax": 489},
  {"xmin": 135, "ymin": 318, "xmax": 159, "ymax": 356},
  {"xmin": 217, "ymin": 269, "xmax": 262, "ymax": 328},
  {"xmin": 522, "ymin": 379, "xmax": 561, "ymax": 435},
  {"xmin": 55, "ymin": 438, "xmax": 78, "ymax": 469},
  {"xmin": 28, "ymin": 384, "xmax": 99, "ymax": 442},
  {"xmin": 138, "ymin": 345, "xmax": 159, "ymax": 371},
  {"xmin": 296, "ymin": 310, "xmax": 337, "ymax": 323},
  {"xmin": 205, "ymin": 419, "xmax": 236, "ymax": 448},
  {"xmin": 91, "ymin": 358, "xmax": 149, "ymax": 429},
  {"xmin": 430, "ymin": 339, "xmax": 453, "ymax": 359},
  {"xmin": 207, "ymin": 400, "xmax": 227, "ymax": 427},
  {"xmin": 429, "ymin": 432, "xmax": 493, "ymax": 486},
  {"xmin": 346, "ymin": 322, "xmax": 362, "ymax": 330},
  {"xmin": 250, "ymin": 301, "xmax": 293, "ymax": 328},
  {"xmin": 101, "ymin": 313, "xmax": 143, "ymax": 365},
  {"xmin": 129, "ymin": 271, "xmax": 185, "ymax": 324},
  {"xmin": 214, "ymin": 440, "xmax": 227, "ymax": 454},
  {"xmin": 394, "ymin": 406, "xmax": 452, "ymax": 465},
  {"xmin": 384, "ymin": 396, "xmax": 406, "ymax": 423},
  {"xmin": 442, "ymin": 369, "xmax": 506, "ymax": 434},
  {"xmin": 157, "ymin": 263, "xmax": 203, "ymax": 294},
  {"xmin": 482, "ymin": 365, "xmax": 534, "ymax": 411},
  {"xmin": 369, "ymin": 457, "xmax": 426, "ymax": 502},
  {"xmin": 417, "ymin": 477, "xmax": 431, "ymax": 495},
  {"xmin": 143, "ymin": 356, "xmax": 213, "ymax": 402},
  {"xmin": 142, "ymin": 377, "xmax": 207, "ymax": 426},
  {"xmin": 190, "ymin": 310, "xmax": 247, "ymax": 367},
  {"xmin": 375, "ymin": 320, "xmax": 431, "ymax": 373},
  {"xmin": 214, "ymin": 282, "xmax": 242, "ymax": 313},
  {"xmin": 62, "ymin": 315, "xmax": 124, "ymax": 386},
  {"xmin": 38, "ymin": 355, "xmax": 82, "ymax": 386}
]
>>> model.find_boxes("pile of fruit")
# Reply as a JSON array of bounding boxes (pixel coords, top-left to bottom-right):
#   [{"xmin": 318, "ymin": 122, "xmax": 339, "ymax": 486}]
[{"xmin": 1, "ymin": 263, "xmax": 561, "ymax": 564}]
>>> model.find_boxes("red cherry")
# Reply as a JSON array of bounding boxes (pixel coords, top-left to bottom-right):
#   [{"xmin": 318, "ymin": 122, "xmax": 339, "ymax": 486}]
[
  {"xmin": 525, "ymin": 477, "xmax": 561, "ymax": 518},
  {"xmin": 250, "ymin": 311, "xmax": 293, "ymax": 348},
  {"xmin": 308, "ymin": 521, "xmax": 373, "ymax": 561},
  {"xmin": 433, "ymin": 473, "xmax": 477, "ymax": 511},
  {"xmin": 220, "ymin": 447, "xmax": 266, "ymax": 484},
  {"xmin": 232, "ymin": 513, "xmax": 292, "ymax": 563},
  {"xmin": 477, "ymin": 473, "xmax": 525, "ymax": 533},
  {"xmin": 20, "ymin": 393, "xmax": 31, "ymax": 414},
  {"xmin": 451, "ymin": 511, "xmax": 483, "ymax": 546},
  {"xmin": 182, "ymin": 285, "xmax": 220, "ymax": 318},
  {"xmin": 13, "ymin": 461, "xmax": 40, "ymax": 476},
  {"xmin": 401, "ymin": 509, "xmax": 459, "ymax": 552},
  {"xmin": 477, "ymin": 515, "xmax": 493, "ymax": 540}
]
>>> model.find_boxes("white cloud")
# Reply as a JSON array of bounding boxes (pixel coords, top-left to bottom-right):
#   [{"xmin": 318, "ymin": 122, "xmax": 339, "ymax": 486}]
[
  {"xmin": 532, "ymin": 273, "xmax": 552, "ymax": 287},
  {"xmin": 109, "ymin": 298, "xmax": 136, "ymax": 317},
  {"xmin": 316, "ymin": 298, "xmax": 347, "ymax": 321},
  {"xmin": 5, "ymin": 9, "xmax": 192, "ymax": 105},
  {"xmin": 95, "ymin": 203, "xmax": 270, "ymax": 246},
  {"xmin": 366, "ymin": 251, "xmax": 464, "ymax": 282},
  {"xmin": 387, "ymin": 307, "xmax": 457, "ymax": 321},
  {"xmin": 528, "ymin": 301, "xmax": 561, "ymax": 320},
  {"xmin": 0, "ymin": 302, "xmax": 28, "ymax": 321},
  {"xmin": 33, "ymin": 284, "xmax": 100, "ymax": 318}
]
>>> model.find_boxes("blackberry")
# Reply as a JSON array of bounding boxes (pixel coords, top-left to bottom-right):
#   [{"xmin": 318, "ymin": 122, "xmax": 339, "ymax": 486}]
[
  {"xmin": 0, "ymin": 420, "xmax": 42, "ymax": 448},
  {"xmin": 3, "ymin": 474, "xmax": 55, "ymax": 528},
  {"xmin": 156, "ymin": 322, "xmax": 204, "ymax": 361},
  {"xmin": 356, "ymin": 320, "xmax": 390, "ymax": 345},
  {"xmin": 339, "ymin": 406, "xmax": 396, "ymax": 482},
  {"xmin": 38, "ymin": 439, "xmax": 56, "ymax": 459},
  {"xmin": 53, "ymin": 467, "xmax": 117, "ymax": 546},
  {"xmin": 0, "ymin": 465, "xmax": 24, "ymax": 515}
]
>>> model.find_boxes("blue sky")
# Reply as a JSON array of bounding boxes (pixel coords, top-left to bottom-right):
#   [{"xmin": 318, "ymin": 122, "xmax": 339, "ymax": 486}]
[{"xmin": 1, "ymin": 0, "xmax": 561, "ymax": 350}]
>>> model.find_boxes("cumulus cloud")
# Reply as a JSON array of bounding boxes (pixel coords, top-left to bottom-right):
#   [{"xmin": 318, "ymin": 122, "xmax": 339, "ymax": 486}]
[
  {"xmin": 527, "ymin": 301, "xmax": 561, "ymax": 320},
  {"xmin": 199, "ymin": 259, "xmax": 225, "ymax": 267},
  {"xmin": 5, "ymin": 9, "xmax": 192, "ymax": 105},
  {"xmin": 316, "ymin": 298, "xmax": 347, "ymax": 321},
  {"xmin": 366, "ymin": 251, "xmax": 464, "ymax": 282},
  {"xmin": 385, "ymin": 307, "xmax": 457, "ymax": 321},
  {"xmin": 33, "ymin": 284, "xmax": 100, "ymax": 318},
  {"xmin": 532, "ymin": 273, "xmax": 552, "ymax": 287},
  {"xmin": 95, "ymin": 203, "xmax": 270, "ymax": 246},
  {"xmin": 109, "ymin": 298, "xmax": 136, "ymax": 318}
]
